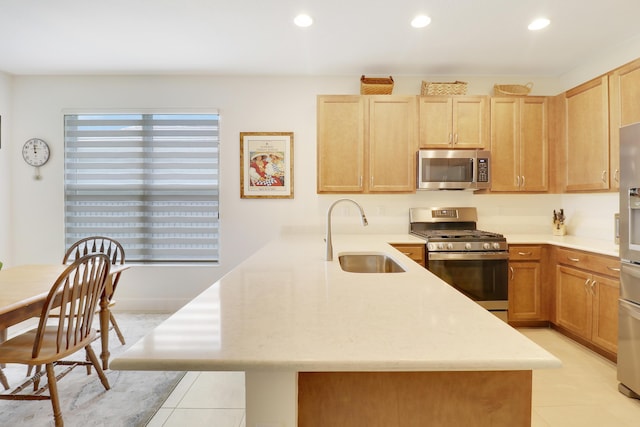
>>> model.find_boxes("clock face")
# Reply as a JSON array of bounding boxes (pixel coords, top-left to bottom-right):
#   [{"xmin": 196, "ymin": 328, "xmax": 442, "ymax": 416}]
[{"xmin": 22, "ymin": 138, "xmax": 50, "ymax": 167}]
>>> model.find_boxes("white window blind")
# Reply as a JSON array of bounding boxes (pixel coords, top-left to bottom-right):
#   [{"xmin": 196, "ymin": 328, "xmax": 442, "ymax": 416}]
[{"xmin": 64, "ymin": 113, "xmax": 220, "ymax": 263}]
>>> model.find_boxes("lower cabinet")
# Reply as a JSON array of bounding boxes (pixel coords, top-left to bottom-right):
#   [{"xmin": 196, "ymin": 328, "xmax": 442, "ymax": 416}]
[
  {"xmin": 390, "ymin": 244, "xmax": 425, "ymax": 267},
  {"xmin": 555, "ymin": 248, "xmax": 620, "ymax": 358},
  {"xmin": 508, "ymin": 245, "xmax": 547, "ymax": 324}
]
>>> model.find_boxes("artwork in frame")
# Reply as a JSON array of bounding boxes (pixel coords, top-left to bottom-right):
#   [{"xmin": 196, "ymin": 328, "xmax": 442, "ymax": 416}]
[{"xmin": 240, "ymin": 132, "xmax": 294, "ymax": 198}]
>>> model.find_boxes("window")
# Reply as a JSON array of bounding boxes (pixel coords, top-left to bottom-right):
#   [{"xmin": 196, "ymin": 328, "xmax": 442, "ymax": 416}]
[{"xmin": 64, "ymin": 112, "xmax": 220, "ymax": 263}]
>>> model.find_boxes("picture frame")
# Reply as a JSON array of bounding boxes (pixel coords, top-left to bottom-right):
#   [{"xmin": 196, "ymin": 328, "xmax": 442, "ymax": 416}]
[{"xmin": 240, "ymin": 132, "xmax": 294, "ymax": 199}]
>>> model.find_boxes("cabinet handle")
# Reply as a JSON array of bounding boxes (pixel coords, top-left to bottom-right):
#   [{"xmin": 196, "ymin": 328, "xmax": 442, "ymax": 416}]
[
  {"xmin": 370, "ymin": 176, "xmax": 374, "ymax": 187},
  {"xmin": 359, "ymin": 176, "xmax": 363, "ymax": 187},
  {"xmin": 453, "ymin": 133, "xmax": 458, "ymax": 145},
  {"xmin": 448, "ymin": 133, "xmax": 453, "ymax": 145},
  {"xmin": 601, "ymin": 170, "xmax": 607, "ymax": 183},
  {"xmin": 615, "ymin": 169, "xmax": 620, "ymax": 183},
  {"xmin": 568, "ymin": 257, "xmax": 580, "ymax": 262},
  {"xmin": 509, "ymin": 266, "xmax": 514, "ymax": 281},
  {"xmin": 584, "ymin": 278, "xmax": 591, "ymax": 292},
  {"xmin": 521, "ymin": 176, "xmax": 525, "ymax": 188},
  {"xmin": 608, "ymin": 266, "xmax": 621, "ymax": 272},
  {"xmin": 590, "ymin": 280, "xmax": 596, "ymax": 295},
  {"xmin": 517, "ymin": 251, "xmax": 533, "ymax": 256},
  {"xmin": 516, "ymin": 176, "xmax": 520, "ymax": 187}
]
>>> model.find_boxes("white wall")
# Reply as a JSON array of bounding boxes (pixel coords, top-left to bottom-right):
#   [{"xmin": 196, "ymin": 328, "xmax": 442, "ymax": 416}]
[
  {"xmin": 0, "ymin": 72, "xmax": 12, "ymax": 266},
  {"xmin": 6, "ymin": 70, "xmax": 620, "ymax": 311}
]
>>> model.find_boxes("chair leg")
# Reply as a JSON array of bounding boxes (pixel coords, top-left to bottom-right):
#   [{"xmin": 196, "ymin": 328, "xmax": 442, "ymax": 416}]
[
  {"xmin": 33, "ymin": 365, "xmax": 42, "ymax": 390},
  {"xmin": 0, "ymin": 367, "xmax": 9, "ymax": 390},
  {"xmin": 85, "ymin": 344, "xmax": 110, "ymax": 390},
  {"xmin": 45, "ymin": 363, "xmax": 64, "ymax": 427},
  {"xmin": 110, "ymin": 312, "xmax": 126, "ymax": 345}
]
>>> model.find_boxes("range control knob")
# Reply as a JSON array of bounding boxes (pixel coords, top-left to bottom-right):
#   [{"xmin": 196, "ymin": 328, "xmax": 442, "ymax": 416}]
[
  {"xmin": 492, "ymin": 242, "xmax": 501, "ymax": 250},
  {"xmin": 464, "ymin": 243, "xmax": 472, "ymax": 250},
  {"xmin": 447, "ymin": 243, "xmax": 454, "ymax": 250},
  {"xmin": 483, "ymin": 243, "xmax": 491, "ymax": 250}
]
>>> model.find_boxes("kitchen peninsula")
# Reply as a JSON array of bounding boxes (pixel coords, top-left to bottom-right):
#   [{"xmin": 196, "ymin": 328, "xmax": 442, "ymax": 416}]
[{"xmin": 111, "ymin": 234, "xmax": 560, "ymax": 426}]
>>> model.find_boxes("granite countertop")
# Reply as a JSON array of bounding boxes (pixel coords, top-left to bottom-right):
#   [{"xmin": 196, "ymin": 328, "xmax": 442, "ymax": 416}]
[
  {"xmin": 505, "ymin": 234, "xmax": 619, "ymax": 258},
  {"xmin": 111, "ymin": 233, "xmax": 560, "ymax": 373}
]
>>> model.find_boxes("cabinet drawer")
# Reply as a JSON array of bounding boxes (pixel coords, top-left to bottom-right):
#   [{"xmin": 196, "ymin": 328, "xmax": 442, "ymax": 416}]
[
  {"xmin": 556, "ymin": 248, "xmax": 620, "ymax": 278},
  {"xmin": 391, "ymin": 244, "xmax": 425, "ymax": 265},
  {"xmin": 509, "ymin": 246, "xmax": 542, "ymax": 261}
]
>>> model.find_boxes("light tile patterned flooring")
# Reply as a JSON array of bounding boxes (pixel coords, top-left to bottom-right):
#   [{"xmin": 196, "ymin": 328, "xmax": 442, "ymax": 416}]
[{"xmin": 146, "ymin": 328, "xmax": 640, "ymax": 427}]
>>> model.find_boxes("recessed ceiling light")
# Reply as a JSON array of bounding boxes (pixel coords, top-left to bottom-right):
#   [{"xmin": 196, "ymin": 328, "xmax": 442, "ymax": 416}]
[
  {"xmin": 294, "ymin": 14, "xmax": 313, "ymax": 28},
  {"xmin": 528, "ymin": 18, "xmax": 550, "ymax": 31},
  {"xmin": 411, "ymin": 15, "xmax": 431, "ymax": 28}
]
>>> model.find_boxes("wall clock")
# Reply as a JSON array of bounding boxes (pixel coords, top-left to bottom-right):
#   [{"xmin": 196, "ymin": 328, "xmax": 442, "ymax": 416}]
[{"xmin": 22, "ymin": 138, "xmax": 50, "ymax": 180}]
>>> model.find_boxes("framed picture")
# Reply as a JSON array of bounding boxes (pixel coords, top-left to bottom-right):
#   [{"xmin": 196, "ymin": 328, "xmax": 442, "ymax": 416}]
[{"xmin": 240, "ymin": 132, "xmax": 294, "ymax": 199}]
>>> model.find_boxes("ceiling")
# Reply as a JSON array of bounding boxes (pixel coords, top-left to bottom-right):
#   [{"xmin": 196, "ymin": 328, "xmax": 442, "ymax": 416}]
[{"xmin": 1, "ymin": 0, "xmax": 640, "ymax": 77}]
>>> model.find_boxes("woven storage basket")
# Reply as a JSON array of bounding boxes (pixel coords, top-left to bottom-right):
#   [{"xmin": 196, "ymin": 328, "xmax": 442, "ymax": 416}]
[
  {"xmin": 421, "ymin": 80, "xmax": 468, "ymax": 95},
  {"xmin": 494, "ymin": 82, "xmax": 533, "ymax": 96},
  {"xmin": 360, "ymin": 75, "xmax": 394, "ymax": 95}
]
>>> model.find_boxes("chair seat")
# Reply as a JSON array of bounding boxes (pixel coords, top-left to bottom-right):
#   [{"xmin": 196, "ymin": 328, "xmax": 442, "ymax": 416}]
[{"xmin": 0, "ymin": 326, "xmax": 97, "ymax": 365}]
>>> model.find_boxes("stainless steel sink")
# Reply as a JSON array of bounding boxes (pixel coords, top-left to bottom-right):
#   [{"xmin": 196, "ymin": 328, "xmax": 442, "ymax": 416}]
[{"xmin": 338, "ymin": 253, "xmax": 406, "ymax": 273}]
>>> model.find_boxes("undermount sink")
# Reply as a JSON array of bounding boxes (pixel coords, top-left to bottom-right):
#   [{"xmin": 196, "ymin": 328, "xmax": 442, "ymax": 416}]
[{"xmin": 338, "ymin": 253, "xmax": 406, "ymax": 273}]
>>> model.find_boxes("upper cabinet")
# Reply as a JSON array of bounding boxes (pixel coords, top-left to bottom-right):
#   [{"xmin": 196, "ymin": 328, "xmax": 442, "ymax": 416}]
[
  {"xmin": 418, "ymin": 96, "xmax": 488, "ymax": 149},
  {"xmin": 317, "ymin": 95, "xmax": 417, "ymax": 193},
  {"xmin": 609, "ymin": 58, "xmax": 640, "ymax": 190},
  {"xmin": 564, "ymin": 76, "xmax": 610, "ymax": 191},
  {"xmin": 490, "ymin": 97, "xmax": 548, "ymax": 192}
]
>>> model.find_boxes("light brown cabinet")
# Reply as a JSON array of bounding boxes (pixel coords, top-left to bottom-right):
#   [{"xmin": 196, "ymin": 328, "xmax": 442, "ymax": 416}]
[
  {"xmin": 555, "ymin": 247, "xmax": 620, "ymax": 357},
  {"xmin": 317, "ymin": 95, "xmax": 417, "ymax": 193},
  {"xmin": 390, "ymin": 243, "xmax": 425, "ymax": 266},
  {"xmin": 609, "ymin": 58, "xmax": 640, "ymax": 190},
  {"xmin": 564, "ymin": 76, "xmax": 610, "ymax": 191},
  {"xmin": 490, "ymin": 97, "xmax": 548, "ymax": 192},
  {"xmin": 508, "ymin": 245, "xmax": 547, "ymax": 323},
  {"xmin": 418, "ymin": 96, "xmax": 488, "ymax": 149}
]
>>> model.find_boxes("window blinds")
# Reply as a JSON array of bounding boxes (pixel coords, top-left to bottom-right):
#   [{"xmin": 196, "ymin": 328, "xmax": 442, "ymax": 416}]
[{"xmin": 64, "ymin": 113, "xmax": 219, "ymax": 263}]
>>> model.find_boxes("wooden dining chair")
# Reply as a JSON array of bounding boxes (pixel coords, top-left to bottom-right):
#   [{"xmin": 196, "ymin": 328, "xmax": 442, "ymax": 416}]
[
  {"xmin": 0, "ymin": 253, "xmax": 111, "ymax": 427},
  {"xmin": 63, "ymin": 236, "xmax": 126, "ymax": 345}
]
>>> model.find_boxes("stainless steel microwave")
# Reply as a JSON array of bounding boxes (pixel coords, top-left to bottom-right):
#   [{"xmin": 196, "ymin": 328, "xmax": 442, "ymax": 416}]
[{"xmin": 417, "ymin": 149, "xmax": 491, "ymax": 190}]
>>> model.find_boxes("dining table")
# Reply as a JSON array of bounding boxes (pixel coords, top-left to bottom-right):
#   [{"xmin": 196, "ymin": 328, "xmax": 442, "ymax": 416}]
[{"xmin": 0, "ymin": 263, "xmax": 129, "ymax": 370}]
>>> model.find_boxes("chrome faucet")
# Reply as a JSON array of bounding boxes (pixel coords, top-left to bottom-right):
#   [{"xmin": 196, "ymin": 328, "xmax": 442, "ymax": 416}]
[{"xmin": 325, "ymin": 198, "xmax": 368, "ymax": 261}]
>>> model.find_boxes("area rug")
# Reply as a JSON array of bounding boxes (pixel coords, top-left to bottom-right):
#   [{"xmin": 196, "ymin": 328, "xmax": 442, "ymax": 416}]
[{"xmin": 0, "ymin": 312, "xmax": 185, "ymax": 427}]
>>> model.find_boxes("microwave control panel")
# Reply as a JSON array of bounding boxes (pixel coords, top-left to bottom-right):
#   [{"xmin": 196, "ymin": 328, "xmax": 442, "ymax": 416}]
[{"xmin": 477, "ymin": 158, "xmax": 489, "ymax": 183}]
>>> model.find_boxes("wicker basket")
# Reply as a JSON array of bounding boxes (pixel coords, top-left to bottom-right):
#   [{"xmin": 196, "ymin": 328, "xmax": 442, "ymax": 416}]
[
  {"xmin": 360, "ymin": 75, "xmax": 394, "ymax": 95},
  {"xmin": 493, "ymin": 82, "xmax": 533, "ymax": 96},
  {"xmin": 421, "ymin": 80, "xmax": 468, "ymax": 96}
]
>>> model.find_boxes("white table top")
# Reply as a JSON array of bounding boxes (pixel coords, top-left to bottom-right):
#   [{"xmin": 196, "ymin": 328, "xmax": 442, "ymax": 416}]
[{"xmin": 112, "ymin": 234, "xmax": 560, "ymax": 373}]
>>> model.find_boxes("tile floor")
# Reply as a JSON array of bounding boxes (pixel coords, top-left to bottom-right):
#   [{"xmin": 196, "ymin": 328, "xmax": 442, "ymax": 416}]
[{"xmin": 146, "ymin": 327, "xmax": 640, "ymax": 427}]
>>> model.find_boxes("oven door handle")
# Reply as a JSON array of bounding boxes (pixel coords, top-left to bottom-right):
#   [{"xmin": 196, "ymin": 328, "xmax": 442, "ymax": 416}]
[{"xmin": 428, "ymin": 252, "xmax": 509, "ymax": 261}]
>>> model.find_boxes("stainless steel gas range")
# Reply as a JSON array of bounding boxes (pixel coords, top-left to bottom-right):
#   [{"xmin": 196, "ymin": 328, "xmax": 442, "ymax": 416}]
[{"xmin": 409, "ymin": 207, "xmax": 509, "ymax": 311}]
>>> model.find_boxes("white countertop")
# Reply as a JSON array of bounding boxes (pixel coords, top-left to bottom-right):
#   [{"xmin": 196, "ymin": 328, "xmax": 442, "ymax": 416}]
[
  {"xmin": 111, "ymin": 234, "xmax": 560, "ymax": 373},
  {"xmin": 505, "ymin": 234, "xmax": 619, "ymax": 258}
]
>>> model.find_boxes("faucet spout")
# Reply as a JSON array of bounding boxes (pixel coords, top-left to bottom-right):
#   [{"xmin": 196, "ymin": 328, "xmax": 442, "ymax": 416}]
[{"xmin": 326, "ymin": 198, "xmax": 368, "ymax": 261}]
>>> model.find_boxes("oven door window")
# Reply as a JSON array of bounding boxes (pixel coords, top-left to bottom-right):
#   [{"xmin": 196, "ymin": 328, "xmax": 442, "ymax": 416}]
[{"xmin": 428, "ymin": 258, "xmax": 508, "ymax": 302}]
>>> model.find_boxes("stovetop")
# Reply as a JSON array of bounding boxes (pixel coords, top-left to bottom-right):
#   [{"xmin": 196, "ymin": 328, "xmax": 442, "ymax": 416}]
[{"xmin": 409, "ymin": 207, "xmax": 507, "ymax": 252}]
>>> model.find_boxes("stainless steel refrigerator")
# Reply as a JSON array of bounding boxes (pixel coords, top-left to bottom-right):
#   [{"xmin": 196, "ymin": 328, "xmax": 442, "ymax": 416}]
[{"xmin": 618, "ymin": 122, "xmax": 640, "ymax": 398}]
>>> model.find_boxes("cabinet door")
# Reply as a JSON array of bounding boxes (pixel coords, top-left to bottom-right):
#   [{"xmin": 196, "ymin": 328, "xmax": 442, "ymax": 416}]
[
  {"xmin": 418, "ymin": 97, "xmax": 453, "ymax": 148},
  {"xmin": 565, "ymin": 76, "xmax": 610, "ymax": 191},
  {"xmin": 508, "ymin": 261, "xmax": 543, "ymax": 321},
  {"xmin": 453, "ymin": 97, "xmax": 487, "ymax": 149},
  {"xmin": 556, "ymin": 265, "xmax": 592, "ymax": 339},
  {"xmin": 368, "ymin": 96, "xmax": 417, "ymax": 192},
  {"xmin": 610, "ymin": 58, "xmax": 640, "ymax": 190},
  {"xmin": 519, "ymin": 97, "xmax": 548, "ymax": 191},
  {"xmin": 317, "ymin": 96, "xmax": 365, "ymax": 192},
  {"xmin": 490, "ymin": 98, "xmax": 519, "ymax": 191},
  {"xmin": 591, "ymin": 274, "xmax": 619, "ymax": 354}
]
